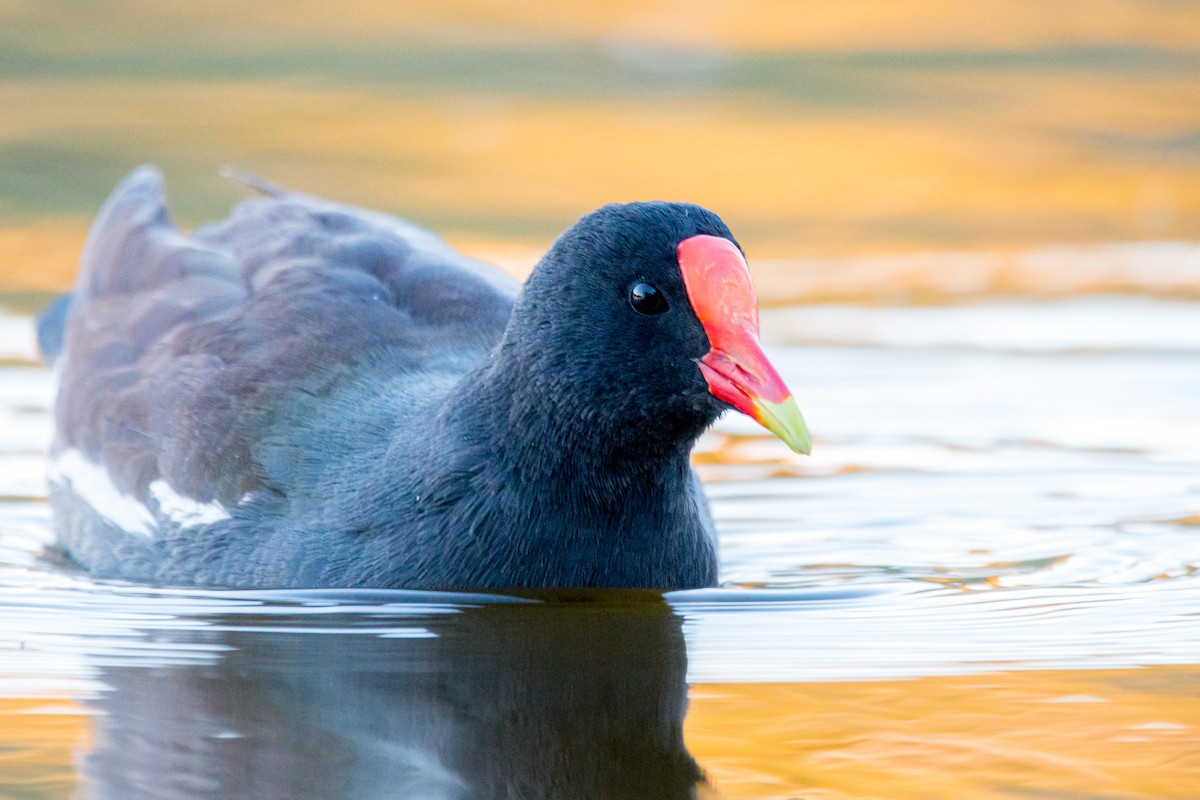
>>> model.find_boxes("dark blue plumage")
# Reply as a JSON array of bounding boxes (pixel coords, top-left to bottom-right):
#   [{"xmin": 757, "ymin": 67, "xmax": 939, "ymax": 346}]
[{"xmin": 46, "ymin": 166, "xmax": 748, "ymax": 589}]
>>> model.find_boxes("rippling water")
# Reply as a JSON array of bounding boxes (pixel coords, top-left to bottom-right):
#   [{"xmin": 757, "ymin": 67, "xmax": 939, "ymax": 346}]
[{"xmin": 2, "ymin": 283, "xmax": 1198, "ymax": 798}]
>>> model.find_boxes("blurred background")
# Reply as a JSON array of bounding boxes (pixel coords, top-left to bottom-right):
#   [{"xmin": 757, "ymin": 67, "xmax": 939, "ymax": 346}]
[{"xmin": 1, "ymin": 0, "xmax": 1198, "ymax": 301}]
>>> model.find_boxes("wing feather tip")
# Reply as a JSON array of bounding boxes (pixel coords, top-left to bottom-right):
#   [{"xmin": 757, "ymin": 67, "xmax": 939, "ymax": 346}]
[{"xmin": 219, "ymin": 165, "xmax": 291, "ymax": 198}]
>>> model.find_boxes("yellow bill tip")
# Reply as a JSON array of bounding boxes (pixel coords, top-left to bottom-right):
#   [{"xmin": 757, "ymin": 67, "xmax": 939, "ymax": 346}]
[{"xmin": 752, "ymin": 395, "xmax": 812, "ymax": 455}]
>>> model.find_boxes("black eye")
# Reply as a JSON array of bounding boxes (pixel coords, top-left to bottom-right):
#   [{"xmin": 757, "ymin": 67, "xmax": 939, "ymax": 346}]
[{"xmin": 629, "ymin": 282, "xmax": 668, "ymax": 315}]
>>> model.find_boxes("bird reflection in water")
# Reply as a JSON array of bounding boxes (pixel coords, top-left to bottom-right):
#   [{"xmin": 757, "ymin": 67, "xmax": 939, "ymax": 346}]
[{"xmin": 79, "ymin": 595, "xmax": 712, "ymax": 799}]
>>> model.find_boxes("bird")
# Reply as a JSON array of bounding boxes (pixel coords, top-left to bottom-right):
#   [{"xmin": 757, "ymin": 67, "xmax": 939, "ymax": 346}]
[{"xmin": 41, "ymin": 166, "xmax": 810, "ymax": 590}]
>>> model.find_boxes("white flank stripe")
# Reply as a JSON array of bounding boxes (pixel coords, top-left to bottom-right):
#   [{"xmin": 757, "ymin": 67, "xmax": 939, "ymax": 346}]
[
  {"xmin": 149, "ymin": 479, "xmax": 231, "ymax": 527},
  {"xmin": 49, "ymin": 450, "xmax": 155, "ymax": 537}
]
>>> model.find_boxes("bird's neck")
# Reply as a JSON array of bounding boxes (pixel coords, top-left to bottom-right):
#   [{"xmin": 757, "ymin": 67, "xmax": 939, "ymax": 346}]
[
  {"xmin": 444, "ymin": 339, "xmax": 700, "ymax": 512},
  {"xmin": 417, "ymin": 341, "xmax": 717, "ymax": 589}
]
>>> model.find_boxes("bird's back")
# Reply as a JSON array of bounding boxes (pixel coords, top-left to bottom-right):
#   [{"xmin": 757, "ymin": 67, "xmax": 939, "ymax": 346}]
[{"xmin": 48, "ymin": 167, "xmax": 519, "ymax": 581}]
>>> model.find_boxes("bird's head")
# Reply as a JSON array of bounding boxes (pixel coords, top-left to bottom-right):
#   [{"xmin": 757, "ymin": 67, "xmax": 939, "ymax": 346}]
[{"xmin": 511, "ymin": 201, "xmax": 811, "ymax": 456}]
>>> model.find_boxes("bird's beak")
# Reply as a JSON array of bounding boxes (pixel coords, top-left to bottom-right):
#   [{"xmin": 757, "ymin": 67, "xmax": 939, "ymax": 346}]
[{"xmin": 678, "ymin": 235, "xmax": 812, "ymax": 455}]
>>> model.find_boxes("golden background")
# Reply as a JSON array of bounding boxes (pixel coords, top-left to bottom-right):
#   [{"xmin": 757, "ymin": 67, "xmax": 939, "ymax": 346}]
[{"xmin": 1, "ymin": 0, "xmax": 1197, "ymax": 297}]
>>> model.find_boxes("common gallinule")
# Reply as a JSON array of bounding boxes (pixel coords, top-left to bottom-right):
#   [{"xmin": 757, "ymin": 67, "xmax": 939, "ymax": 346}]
[{"xmin": 42, "ymin": 167, "xmax": 810, "ymax": 589}]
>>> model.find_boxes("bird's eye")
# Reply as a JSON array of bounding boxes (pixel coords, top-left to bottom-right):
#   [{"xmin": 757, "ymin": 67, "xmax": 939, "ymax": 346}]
[{"xmin": 629, "ymin": 282, "xmax": 668, "ymax": 315}]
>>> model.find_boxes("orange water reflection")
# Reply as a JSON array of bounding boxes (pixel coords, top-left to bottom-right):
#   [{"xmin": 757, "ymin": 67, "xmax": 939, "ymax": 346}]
[
  {"xmin": 5, "ymin": 667, "xmax": 1198, "ymax": 798},
  {"xmin": 0, "ymin": 697, "xmax": 88, "ymax": 798},
  {"xmin": 687, "ymin": 667, "xmax": 1200, "ymax": 799}
]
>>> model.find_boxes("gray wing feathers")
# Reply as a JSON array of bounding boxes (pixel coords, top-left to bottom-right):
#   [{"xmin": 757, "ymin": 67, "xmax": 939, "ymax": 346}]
[
  {"xmin": 75, "ymin": 166, "xmax": 241, "ymax": 304},
  {"xmin": 54, "ymin": 166, "xmax": 518, "ymax": 507}
]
